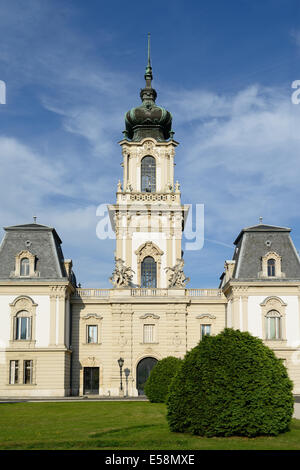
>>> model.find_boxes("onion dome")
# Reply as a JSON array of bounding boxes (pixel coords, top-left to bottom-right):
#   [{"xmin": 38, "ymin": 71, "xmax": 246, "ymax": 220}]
[{"xmin": 123, "ymin": 34, "xmax": 173, "ymax": 142}]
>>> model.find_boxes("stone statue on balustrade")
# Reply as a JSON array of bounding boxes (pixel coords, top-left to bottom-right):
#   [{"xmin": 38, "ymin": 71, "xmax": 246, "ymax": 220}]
[
  {"xmin": 165, "ymin": 258, "xmax": 190, "ymax": 288},
  {"xmin": 110, "ymin": 257, "xmax": 135, "ymax": 288}
]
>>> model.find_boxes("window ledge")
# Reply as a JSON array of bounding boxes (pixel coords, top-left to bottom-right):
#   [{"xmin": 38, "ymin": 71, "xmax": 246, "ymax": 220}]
[
  {"xmin": 140, "ymin": 342, "xmax": 159, "ymax": 345},
  {"xmin": 7, "ymin": 383, "xmax": 37, "ymax": 387},
  {"xmin": 82, "ymin": 342, "xmax": 102, "ymax": 346}
]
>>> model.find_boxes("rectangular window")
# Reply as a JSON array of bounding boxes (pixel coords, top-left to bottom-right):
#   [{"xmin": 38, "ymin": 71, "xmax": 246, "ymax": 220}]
[
  {"xmin": 23, "ymin": 360, "xmax": 33, "ymax": 384},
  {"xmin": 9, "ymin": 360, "xmax": 19, "ymax": 384},
  {"xmin": 87, "ymin": 325, "xmax": 98, "ymax": 344},
  {"xmin": 143, "ymin": 324, "xmax": 155, "ymax": 343},
  {"xmin": 16, "ymin": 317, "xmax": 31, "ymax": 340},
  {"xmin": 201, "ymin": 324, "xmax": 211, "ymax": 339}
]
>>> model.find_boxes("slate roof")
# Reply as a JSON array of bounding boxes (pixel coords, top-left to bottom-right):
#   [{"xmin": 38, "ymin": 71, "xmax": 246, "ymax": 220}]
[
  {"xmin": 231, "ymin": 224, "xmax": 300, "ymax": 280},
  {"xmin": 0, "ymin": 223, "xmax": 68, "ymax": 280}
]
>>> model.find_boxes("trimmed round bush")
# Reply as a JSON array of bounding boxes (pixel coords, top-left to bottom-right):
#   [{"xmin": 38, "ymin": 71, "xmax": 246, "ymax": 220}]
[
  {"xmin": 167, "ymin": 328, "xmax": 294, "ymax": 437},
  {"xmin": 144, "ymin": 356, "xmax": 182, "ymax": 403}
]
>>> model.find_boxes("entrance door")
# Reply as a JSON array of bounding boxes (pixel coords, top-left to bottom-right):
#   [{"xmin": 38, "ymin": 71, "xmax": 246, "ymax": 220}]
[
  {"xmin": 136, "ymin": 357, "xmax": 158, "ymax": 395},
  {"xmin": 83, "ymin": 367, "xmax": 99, "ymax": 395}
]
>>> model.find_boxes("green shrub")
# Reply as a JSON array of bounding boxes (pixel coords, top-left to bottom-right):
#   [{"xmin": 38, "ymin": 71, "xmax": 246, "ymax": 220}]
[
  {"xmin": 167, "ymin": 328, "xmax": 294, "ymax": 437},
  {"xmin": 144, "ymin": 356, "xmax": 182, "ymax": 403}
]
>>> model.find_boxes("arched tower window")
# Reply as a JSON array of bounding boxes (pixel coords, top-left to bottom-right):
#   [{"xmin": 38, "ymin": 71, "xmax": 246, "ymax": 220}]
[
  {"xmin": 141, "ymin": 256, "xmax": 157, "ymax": 288},
  {"xmin": 267, "ymin": 258, "xmax": 276, "ymax": 277},
  {"xmin": 20, "ymin": 258, "xmax": 30, "ymax": 276},
  {"xmin": 141, "ymin": 156, "xmax": 156, "ymax": 193}
]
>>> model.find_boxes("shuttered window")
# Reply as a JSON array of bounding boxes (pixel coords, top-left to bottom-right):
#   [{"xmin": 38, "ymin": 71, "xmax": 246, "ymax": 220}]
[
  {"xmin": 9, "ymin": 360, "xmax": 19, "ymax": 384},
  {"xmin": 143, "ymin": 324, "xmax": 155, "ymax": 343}
]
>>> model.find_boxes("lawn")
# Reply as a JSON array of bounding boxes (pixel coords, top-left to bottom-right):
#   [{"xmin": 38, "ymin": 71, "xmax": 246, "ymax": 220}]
[{"xmin": 0, "ymin": 401, "xmax": 299, "ymax": 450}]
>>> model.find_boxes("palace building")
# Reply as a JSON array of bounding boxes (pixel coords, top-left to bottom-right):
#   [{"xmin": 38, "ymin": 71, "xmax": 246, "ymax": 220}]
[{"xmin": 1, "ymin": 44, "xmax": 300, "ymax": 398}]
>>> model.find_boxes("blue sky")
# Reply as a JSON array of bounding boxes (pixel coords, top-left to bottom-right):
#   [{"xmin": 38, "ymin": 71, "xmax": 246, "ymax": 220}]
[{"xmin": 1, "ymin": 0, "xmax": 300, "ymax": 287}]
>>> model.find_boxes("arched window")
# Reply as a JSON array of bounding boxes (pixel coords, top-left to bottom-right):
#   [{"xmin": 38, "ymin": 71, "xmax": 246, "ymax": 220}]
[
  {"xmin": 267, "ymin": 258, "xmax": 276, "ymax": 277},
  {"xmin": 265, "ymin": 310, "xmax": 281, "ymax": 340},
  {"xmin": 20, "ymin": 258, "xmax": 30, "ymax": 276},
  {"xmin": 141, "ymin": 256, "xmax": 157, "ymax": 288},
  {"xmin": 15, "ymin": 311, "xmax": 31, "ymax": 340},
  {"xmin": 141, "ymin": 156, "xmax": 156, "ymax": 193}
]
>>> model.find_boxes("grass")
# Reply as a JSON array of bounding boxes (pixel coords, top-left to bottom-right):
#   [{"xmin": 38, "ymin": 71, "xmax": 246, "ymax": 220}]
[{"xmin": 0, "ymin": 401, "xmax": 299, "ymax": 450}]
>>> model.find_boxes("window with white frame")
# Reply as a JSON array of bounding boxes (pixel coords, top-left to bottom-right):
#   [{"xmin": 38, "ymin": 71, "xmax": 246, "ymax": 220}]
[
  {"xmin": 9, "ymin": 360, "xmax": 19, "ymax": 384},
  {"xmin": 265, "ymin": 310, "xmax": 281, "ymax": 340},
  {"xmin": 15, "ymin": 312, "xmax": 31, "ymax": 340},
  {"xmin": 267, "ymin": 258, "xmax": 276, "ymax": 277},
  {"xmin": 143, "ymin": 324, "xmax": 155, "ymax": 343},
  {"xmin": 87, "ymin": 325, "xmax": 98, "ymax": 344},
  {"xmin": 20, "ymin": 257, "xmax": 30, "ymax": 276},
  {"xmin": 201, "ymin": 324, "xmax": 211, "ymax": 339},
  {"xmin": 23, "ymin": 360, "xmax": 33, "ymax": 384}
]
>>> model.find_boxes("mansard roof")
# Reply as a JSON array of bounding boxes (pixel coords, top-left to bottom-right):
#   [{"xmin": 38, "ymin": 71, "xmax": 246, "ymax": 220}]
[
  {"xmin": 234, "ymin": 224, "xmax": 291, "ymax": 245},
  {"xmin": 0, "ymin": 222, "xmax": 68, "ymax": 280},
  {"xmin": 231, "ymin": 223, "xmax": 300, "ymax": 281}
]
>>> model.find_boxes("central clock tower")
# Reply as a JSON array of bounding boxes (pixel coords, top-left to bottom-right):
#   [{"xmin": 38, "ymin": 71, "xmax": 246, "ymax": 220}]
[{"xmin": 108, "ymin": 36, "xmax": 189, "ymax": 289}]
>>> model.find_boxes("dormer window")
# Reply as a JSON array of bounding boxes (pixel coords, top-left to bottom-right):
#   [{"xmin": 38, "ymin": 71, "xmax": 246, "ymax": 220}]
[
  {"xmin": 13, "ymin": 250, "xmax": 39, "ymax": 278},
  {"xmin": 259, "ymin": 251, "xmax": 285, "ymax": 279},
  {"xmin": 20, "ymin": 258, "xmax": 30, "ymax": 276},
  {"xmin": 267, "ymin": 258, "xmax": 276, "ymax": 277}
]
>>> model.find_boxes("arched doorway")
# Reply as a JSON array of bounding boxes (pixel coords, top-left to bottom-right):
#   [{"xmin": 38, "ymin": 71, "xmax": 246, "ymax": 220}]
[{"xmin": 136, "ymin": 357, "xmax": 158, "ymax": 395}]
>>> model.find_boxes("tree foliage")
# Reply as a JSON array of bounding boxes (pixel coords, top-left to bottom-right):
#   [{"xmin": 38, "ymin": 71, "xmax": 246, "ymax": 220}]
[
  {"xmin": 144, "ymin": 356, "xmax": 182, "ymax": 403},
  {"xmin": 167, "ymin": 328, "xmax": 294, "ymax": 437}
]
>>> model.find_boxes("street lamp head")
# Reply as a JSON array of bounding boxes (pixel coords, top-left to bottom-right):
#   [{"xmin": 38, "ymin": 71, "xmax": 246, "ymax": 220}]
[
  {"xmin": 124, "ymin": 367, "xmax": 130, "ymax": 377},
  {"xmin": 118, "ymin": 357, "xmax": 124, "ymax": 368}
]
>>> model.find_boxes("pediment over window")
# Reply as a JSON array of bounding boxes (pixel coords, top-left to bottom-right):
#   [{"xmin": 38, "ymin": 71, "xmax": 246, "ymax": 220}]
[
  {"xmin": 260, "ymin": 296, "xmax": 287, "ymax": 307},
  {"xmin": 82, "ymin": 314, "xmax": 103, "ymax": 321},
  {"xmin": 139, "ymin": 313, "xmax": 160, "ymax": 320},
  {"xmin": 135, "ymin": 241, "xmax": 164, "ymax": 262},
  {"xmin": 196, "ymin": 314, "xmax": 216, "ymax": 320}
]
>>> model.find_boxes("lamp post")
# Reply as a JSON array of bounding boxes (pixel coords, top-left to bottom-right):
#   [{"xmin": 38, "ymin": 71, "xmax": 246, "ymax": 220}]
[
  {"xmin": 117, "ymin": 357, "xmax": 124, "ymax": 395},
  {"xmin": 124, "ymin": 368, "xmax": 130, "ymax": 397}
]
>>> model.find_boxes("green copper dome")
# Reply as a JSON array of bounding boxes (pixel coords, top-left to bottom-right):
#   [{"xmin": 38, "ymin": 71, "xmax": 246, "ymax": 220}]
[{"xmin": 123, "ymin": 35, "xmax": 173, "ymax": 142}]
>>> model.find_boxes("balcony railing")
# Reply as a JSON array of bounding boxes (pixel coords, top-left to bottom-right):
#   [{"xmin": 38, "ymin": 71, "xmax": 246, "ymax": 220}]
[
  {"xmin": 73, "ymin": 288, "xmax": 223, "ymax": 299},
  {"xmin": 131, "ymin": 288, "xmax": 168, "ymax": 297},
  {"xmin": 187, "ymin": 289, "xmax": 223, "ymax": 297},
  {"xmin": 73, "ymin": 289, "xmax": 110, "ymax": 297}
]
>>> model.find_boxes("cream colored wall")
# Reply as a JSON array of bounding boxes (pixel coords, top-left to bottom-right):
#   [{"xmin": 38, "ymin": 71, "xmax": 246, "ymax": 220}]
[
  {"xmin": 0, "ymin": 350, "xmax": 70, "ymax": 397},
  {"xmin": 223, "ymin": 282, "xmax": 300, "ymax": 393},
  {"xmin": 35, "ymin": 296, "xmax": 51, "ymax": 347},
  {"xmin": 0, "ymin": 283, "xmax": 72, "ymax": 397},
  {"xmin": 71, "ymin": 295, "xmax": 227, "ymax": 397},
  {"xmin": 0, "ymin": 295, "xmax": 16, "ymax": 347}
]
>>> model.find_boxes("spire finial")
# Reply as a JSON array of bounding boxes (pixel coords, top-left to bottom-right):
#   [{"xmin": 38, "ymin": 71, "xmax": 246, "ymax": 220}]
[
  {"xmin": 147, "ymin": 32, "xmax": 151, "ymax": 67},
  {"xmin": 144, "ymin": 32, "xmax": 153, "ymax": 87}
]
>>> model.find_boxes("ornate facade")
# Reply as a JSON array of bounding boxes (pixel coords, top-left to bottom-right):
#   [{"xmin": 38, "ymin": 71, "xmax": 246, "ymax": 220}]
[{"xmin": 1, "ymin": 45, "xmax": 300, "ymax": 397}]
